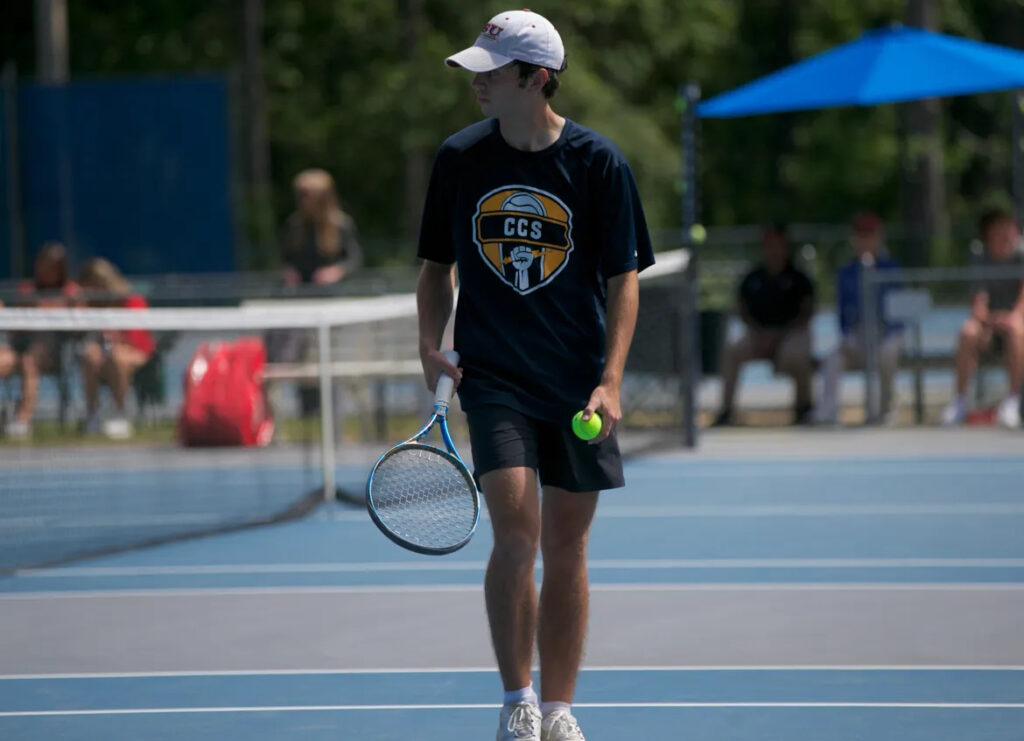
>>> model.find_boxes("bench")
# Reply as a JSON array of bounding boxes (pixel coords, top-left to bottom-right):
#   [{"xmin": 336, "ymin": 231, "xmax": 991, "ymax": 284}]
[{"xmin": 883, "ymin": 289, "xmax": 1001, "ymax": 423}]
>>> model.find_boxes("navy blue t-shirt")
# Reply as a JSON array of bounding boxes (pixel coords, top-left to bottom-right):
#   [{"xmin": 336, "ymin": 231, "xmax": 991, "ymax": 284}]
[{"xmin": 417, "ymin": 118, "xmax": 655, "ymax": 423}]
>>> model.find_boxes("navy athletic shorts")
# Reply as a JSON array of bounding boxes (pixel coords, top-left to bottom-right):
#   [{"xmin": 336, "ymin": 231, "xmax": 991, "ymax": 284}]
[{"xmin": 465, "ymin": 404, "xmax": 625, "ymax": 493}]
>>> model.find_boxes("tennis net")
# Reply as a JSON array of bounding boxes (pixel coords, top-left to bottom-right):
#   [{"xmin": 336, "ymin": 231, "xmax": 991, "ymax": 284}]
[
  {"xmin": 0, "ymin": 254, "xmax": 696, "ymax": 571},
  {"xmin": 0, "ymin": 298, "xmax": 420, "ymax": 572}
]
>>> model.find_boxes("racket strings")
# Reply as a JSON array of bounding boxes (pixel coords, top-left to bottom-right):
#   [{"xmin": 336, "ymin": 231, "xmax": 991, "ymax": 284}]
[{"xmin": 370, "ymin": 446, "xmax": 477, "ymax": 549}]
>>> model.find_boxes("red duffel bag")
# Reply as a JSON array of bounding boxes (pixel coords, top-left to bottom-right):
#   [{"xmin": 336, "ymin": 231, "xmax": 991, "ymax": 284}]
[{"xmin": 178, "ymin": 338, "xmax": 274, "ymax": 447}]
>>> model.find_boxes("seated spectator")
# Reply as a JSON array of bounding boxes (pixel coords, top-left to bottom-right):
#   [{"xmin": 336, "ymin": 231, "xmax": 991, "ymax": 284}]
[
  {"xmin": 77, "ymin": 258, "xmax": 155, "ymax": 439},
  {"xmin": 816, "ymin": 213, "xmax": 903, "ymax": 425},
  {"xmin": 713, "ymin": 223, "xmax": 816, "ymax": 426},
  {"xmin": 941, "ymin": 207, "xmax": 1024, "ymax": 428},
  {"xmin": 270, "ymin": 168, "xmax": 363, "ymax": 417},
  {"xmin": 0, "ymin": 242, "xmax": 80, "ymax": 438},
  {"xmin": 281, "ymin": 168, "xmax": 362, "ymax": 288}
]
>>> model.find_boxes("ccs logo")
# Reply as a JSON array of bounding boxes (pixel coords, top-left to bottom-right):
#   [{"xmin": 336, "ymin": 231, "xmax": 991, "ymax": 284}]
[{"xmin": 472, "ymin": 186, "xmax": 574, "ymax": 294}]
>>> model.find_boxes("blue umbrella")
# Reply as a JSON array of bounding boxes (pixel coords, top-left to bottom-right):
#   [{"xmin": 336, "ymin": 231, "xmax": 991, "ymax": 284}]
[
  {"xmin": 676, "ymin": 25, "xmax": 1024, "ymax": 446},
  {"xmin": 699, "ymin": 25, "xmax": 1024, "ymax": 117}
]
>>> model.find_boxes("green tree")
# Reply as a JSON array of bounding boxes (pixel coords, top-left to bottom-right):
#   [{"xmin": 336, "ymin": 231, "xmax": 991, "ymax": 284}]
[{"xmin": 3, "ymin": 0, "xmax": 1022, "ymax": 268}]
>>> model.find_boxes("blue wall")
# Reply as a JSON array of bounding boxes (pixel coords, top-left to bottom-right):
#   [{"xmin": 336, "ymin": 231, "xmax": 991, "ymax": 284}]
[
  {"xmin": 1, "ymin": 76, "xmax": 234, "ymax": 278},
  {"xmin": 0, "ymin": 90, "xmax": 11, "ymax": 277}
]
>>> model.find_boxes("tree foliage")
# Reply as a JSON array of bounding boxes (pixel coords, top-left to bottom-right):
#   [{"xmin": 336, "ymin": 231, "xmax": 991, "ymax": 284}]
[{"xmin": 2, "ymin": 0, "xmax": 1022, "ymax": 266}]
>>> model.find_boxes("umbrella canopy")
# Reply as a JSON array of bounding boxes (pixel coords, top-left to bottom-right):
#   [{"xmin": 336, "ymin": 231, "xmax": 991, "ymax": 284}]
[{"xmin": 699, "ymin": 25, "xmax": 1024, "ymax": 118}]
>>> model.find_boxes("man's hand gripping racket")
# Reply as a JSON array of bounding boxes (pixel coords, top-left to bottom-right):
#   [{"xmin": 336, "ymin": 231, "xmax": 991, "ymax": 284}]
[{"xmin": 366, "ymin": 350, "xmax": 480, "ymax": 555}]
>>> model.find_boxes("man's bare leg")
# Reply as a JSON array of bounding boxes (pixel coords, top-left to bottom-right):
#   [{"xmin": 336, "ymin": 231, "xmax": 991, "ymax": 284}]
[
  {"xmin": 1001, "ymin": 316, "xmax": 1024, "ymax": 395},
  {"xmin": 481, "ymin": 467, "xmax": 541, "ymax": 691},
  {"xmin": 15, "ymin": 342, "xmax": 50, "ymax": 423},
  {"xmin": 955, "ymin": 318, "xmax": 984, "ymax": 397},
  {"xmin": 538, "ymin": 486, "xmax": 598, "ymax": 703}
]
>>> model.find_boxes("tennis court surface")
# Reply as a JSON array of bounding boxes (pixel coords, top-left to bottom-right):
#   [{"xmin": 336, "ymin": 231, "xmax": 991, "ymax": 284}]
[{"xmin": 2, "ymin": 427, "xmax": 1022, "ymax": 740}]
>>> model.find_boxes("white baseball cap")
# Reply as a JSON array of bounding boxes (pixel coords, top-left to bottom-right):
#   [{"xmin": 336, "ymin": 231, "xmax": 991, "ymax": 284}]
[{"xmin": 445, "ymin": 9, "xmax": 564, "ymax": 73}]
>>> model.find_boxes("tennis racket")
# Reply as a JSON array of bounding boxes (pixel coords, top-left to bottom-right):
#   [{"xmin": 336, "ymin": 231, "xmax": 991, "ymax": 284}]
[{"xmin": 366, "ymin": 350, "xmax": 480, "ymax": 555}]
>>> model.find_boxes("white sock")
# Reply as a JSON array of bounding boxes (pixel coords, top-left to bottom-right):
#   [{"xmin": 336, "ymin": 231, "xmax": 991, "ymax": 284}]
[
  {"xmin": 540, "ymin": 701, "xmax": 571, "ymax": 717},
  {"xmin": 504, "ymin": 684, "xmax": 538, "ymax": 706}
]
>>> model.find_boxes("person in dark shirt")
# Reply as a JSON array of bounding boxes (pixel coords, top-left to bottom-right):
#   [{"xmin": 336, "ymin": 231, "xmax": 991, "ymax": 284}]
[
  {"xmin": 271, "ymin": 168, "xmax": 362, "ymax": 416},
  {"xmin": 816, "ymin": 213, "xmax": 903, "ymax": 425},
  {"xmin": 714, "ymin": 223, "xmax": 815, "ymax": 426},
  {"xmin": 941, "ymin": 207, "xmax": 1024, "ymax": 428},
  {"xmin": 416, "ymin": 10, "xmax": 654, "ymax": 741},
  {"xmin": 281, "ymin": 168, "xmax": 362, "ymax": 287}
]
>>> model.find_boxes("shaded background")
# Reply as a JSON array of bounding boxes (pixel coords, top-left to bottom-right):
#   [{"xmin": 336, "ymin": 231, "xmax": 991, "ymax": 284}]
[{"xmin": 1, "ymin": 0, "xmax": 1023, "ymax": 278}]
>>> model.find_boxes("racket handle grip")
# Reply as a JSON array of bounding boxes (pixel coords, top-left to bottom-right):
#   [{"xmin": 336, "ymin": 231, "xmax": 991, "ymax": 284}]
[{"xmin": 434, "ymin": 349, "xmax": 460, "ymax": 415}]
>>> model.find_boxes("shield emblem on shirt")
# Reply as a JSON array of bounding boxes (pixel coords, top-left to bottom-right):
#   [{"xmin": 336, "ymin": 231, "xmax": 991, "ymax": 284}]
[{"xmin": 472, "ymin": 185, "xmax": 574, "ymax": 295}]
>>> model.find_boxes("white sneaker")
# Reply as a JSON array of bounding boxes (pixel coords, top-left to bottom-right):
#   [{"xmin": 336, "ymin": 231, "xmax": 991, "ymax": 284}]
[
  {"xmin": 102, "ymin": 417, "xmax": 134, "ymax": 440},
  {"xmin": 4, "ymin": 418, "xmax": 31, "ymax": 438},
  {"xmin": 541, "ymin": 710, "xmax": 586, "ymax": 741},
  {"xmin": 940, "ymin": 397, "xmax": 966, "ymax": 426},
  {"xmin": 997, "ymin": 396, "xmax": 1021, "ymax": 429},
  {"xmin": 497, "ymin": 702, "xmax": 542, "ymax": 741}
]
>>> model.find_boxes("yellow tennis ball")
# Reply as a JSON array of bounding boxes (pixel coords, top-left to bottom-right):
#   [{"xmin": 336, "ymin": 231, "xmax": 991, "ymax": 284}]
[
  {"xmin": 572, "ymin": 411, "xmax": 602, "ymax": 441},
  {"xmin": 689, "ymin": 223, "xmax": 707, "ymax": 244}
]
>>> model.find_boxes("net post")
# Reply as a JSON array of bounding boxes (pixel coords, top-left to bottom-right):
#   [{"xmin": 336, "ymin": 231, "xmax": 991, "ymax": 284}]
[
  {"xmin": 678, "ymin": 82, "xmax": 701, "ymax": 448},
  {"xmin": 317, "ymin": 322, "xmax": 336, "ymax": 501},
  {"xmin": 913, "ymin": 321, "xmax": 924, "ymax": 424},
  {"xmin": 1014, "ymin": 89, "xmax": 1024, "ymax": 223}
]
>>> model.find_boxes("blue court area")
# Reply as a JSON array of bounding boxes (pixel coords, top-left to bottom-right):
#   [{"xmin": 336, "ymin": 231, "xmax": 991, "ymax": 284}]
[
  {"xmin": 2, "ymin": 669, "xmax": 1022, "ymax": 741},
  {"xmin": 2, "ymin": 438, "xmax": 1023, "ymax": 739}
]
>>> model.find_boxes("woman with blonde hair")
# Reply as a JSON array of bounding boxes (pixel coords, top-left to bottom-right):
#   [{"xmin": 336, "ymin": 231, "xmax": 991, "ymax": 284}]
[
  {"xmin": 77, "ymin": 257, "xmax": 155, "ymax": 439},
  {"xmin": 281, "ymin": 168, "xmax": 362, "ymax": 286},
  {"xmin": 272, "ymin": 169, "xmax": 362, "ymax": 416}
]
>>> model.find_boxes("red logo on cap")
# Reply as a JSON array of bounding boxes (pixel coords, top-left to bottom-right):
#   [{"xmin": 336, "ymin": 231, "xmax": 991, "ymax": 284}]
[{"xmin": 481, "ymin": 22, "xmax": 504, "ymax": 39}]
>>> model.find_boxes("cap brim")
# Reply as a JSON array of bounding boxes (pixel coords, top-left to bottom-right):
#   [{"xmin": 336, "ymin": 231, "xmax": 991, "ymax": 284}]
[{"xmin": 444, "ymin": 45, "xmax": 514, "ymax": 72}]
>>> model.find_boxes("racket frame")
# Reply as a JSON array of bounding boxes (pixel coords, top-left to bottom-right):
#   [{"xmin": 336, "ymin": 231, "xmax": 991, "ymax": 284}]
[{"xmin": 366, "ymin": 351, "xmax": 480, "ymax": 555}]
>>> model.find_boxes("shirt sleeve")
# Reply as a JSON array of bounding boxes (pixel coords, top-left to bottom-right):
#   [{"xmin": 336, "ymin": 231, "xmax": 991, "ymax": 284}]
[
  {"xmin": 416, "ymin": 145, "xmax": 457, "ymax": 264},
  {"xmin": 595, "ymin": 153, "xmax": 655, "ymax": 277},
  {"xmin": 124, "ymin": 294, "xmax": 148, "ymax": 310},
  {"xmin": 121, "ymin": 294, "xmax": 156, "ymax": 357}
]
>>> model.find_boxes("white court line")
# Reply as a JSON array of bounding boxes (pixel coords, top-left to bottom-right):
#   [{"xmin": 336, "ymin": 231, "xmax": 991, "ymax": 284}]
[
  {"xmin": 2, "ymin": 702, "xmax": 1023, "ymax": 717},
  {"xmin": 17, "ymin": 558, "xmax": 1024, "ymax": 579},
  {"xmin": 594, "ymin": 504, "xmax": 1024, "ymax": 517},
  {"xmin": 3, "ymin": 665, "xmax": 1023, "ymax": 681},
  {"xmin": 623, "ymin": 464, "xmax": 1024, "ymax": 479},
  {"xmin": 308, "ymin": 502, "xmax": 1024, "ymax": 523},
  {"xmin": 2, "ymin": 582, "xmax": 1024, "ymax": 600}
]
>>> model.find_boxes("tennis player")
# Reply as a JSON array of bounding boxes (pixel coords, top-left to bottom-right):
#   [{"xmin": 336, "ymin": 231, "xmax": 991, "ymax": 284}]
[{"xmin": 416, "ymin": 10, "xmax": 654, "ymax": 740}]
